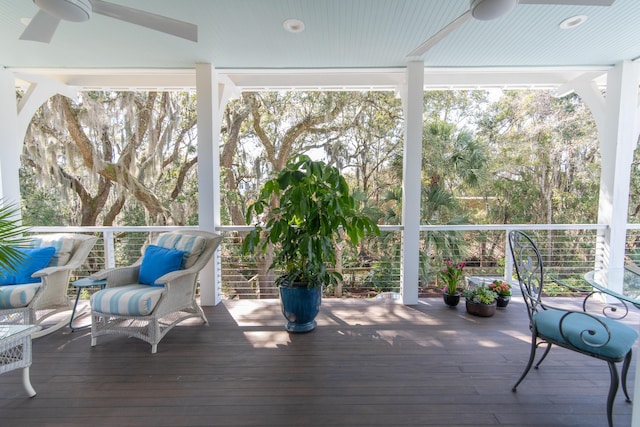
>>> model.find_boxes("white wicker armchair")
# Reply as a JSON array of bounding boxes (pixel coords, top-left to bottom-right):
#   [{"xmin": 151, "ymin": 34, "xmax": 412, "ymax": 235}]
[
  {"xmin": 89, "ymin": 230, "xmax": 223, "ymax": 353},
  {"xmin": 0, "ymin": 233, "xmax": 98, "ymax": 338}
]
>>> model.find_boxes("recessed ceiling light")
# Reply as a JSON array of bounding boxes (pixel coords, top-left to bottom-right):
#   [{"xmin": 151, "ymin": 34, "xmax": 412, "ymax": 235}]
[
  {"xmin": 283, "ymin": 19, "xmax": 305, "ymax": 33},
  {"xmin": 559, "ymin": 15, "xmax": 588, "ymax": 30}
]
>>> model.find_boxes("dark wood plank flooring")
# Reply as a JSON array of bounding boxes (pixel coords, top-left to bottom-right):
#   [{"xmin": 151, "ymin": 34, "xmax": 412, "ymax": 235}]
[{"xmin": 0, "ymin": 297, "xmax": 638, "ymax": 426}]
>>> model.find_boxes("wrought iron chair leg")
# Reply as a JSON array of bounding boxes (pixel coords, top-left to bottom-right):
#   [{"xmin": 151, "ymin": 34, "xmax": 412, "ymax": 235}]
[
  {"xmin": 534, "ymin": 341, "xmax": 552, "ymax": 369},
  {"xmin": 621, "ymin": 350, "xmax": 633, "ymax": 403},
  {"xmin": 513, "ymin": 335, "xmax": 538, "ymax": 392},
  {"xmin": 606, "ymin": 361, "xmax": 620, "ymax": 427}
]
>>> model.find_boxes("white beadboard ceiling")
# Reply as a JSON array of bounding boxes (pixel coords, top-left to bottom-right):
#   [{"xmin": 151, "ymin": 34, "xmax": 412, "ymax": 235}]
[{"xmin": 0, "ymin": 0, "xmax": 639, "ymax": 86}]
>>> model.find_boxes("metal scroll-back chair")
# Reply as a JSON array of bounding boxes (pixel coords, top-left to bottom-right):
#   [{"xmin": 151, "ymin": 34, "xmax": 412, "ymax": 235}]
[{"xmin": 508, "ymin": 230, "xmax": 638, "ymax": 427}]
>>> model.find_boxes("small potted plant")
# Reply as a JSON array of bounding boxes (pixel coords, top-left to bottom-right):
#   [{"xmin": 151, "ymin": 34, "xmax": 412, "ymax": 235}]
[
  {"xmin": 463, "ymin": 285, "xmax": 498, "ymax": 317},
  {"xmin": 488, "ymin": 279, "xmax": 511, "ymax": 308},
  {"xmin": 439, "ymin": 259, "xmax": 465, "ymax": 307}
]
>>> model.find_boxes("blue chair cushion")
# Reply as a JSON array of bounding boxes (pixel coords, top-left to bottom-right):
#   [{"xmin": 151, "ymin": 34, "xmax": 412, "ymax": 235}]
[
  {"xmin": 535, "ymin": 308, "xmax": 638, "ymax": 360},
  {"xmin": 91, "ymin": 284, "xmax": 164, "ymax": 316},
  {"xmin": 0, "ymin": 283, "xmax": 41, "ymax": 308},
  {"xmin": 138, "ymin": 245, "xmax": 185, "ymax": 286},
  {"xmin": 0, "ymin": 246, "xmax": 56, "ymax": 285}
]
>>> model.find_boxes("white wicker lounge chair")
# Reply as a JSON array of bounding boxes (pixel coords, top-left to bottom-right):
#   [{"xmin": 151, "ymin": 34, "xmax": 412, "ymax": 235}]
[
  {"xmin": 89, "ymin": 230, "xmax": 223, "ymax": 353},
  {"xmin": 0, "ymin": 233, "xmax": 98, "ymax": 338}
]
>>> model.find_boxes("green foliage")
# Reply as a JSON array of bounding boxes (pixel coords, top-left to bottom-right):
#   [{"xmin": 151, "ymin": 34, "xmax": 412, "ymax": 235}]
[
  {"xmin": 417, "ymin": 98, "xmax": 489, "ymax": 274},
  {"xmin": 477, "ymin": 90, "xmax": 600, "ymax": 225},
  {"xmin": 364, "ymin": 254, "xmax": 401, "ymax": 293},
  {"xmin": 23, "ymin": 91, "xmax": 200, "ymax": 226},
  {"xmin": 20, "ymin": 87, "xmax": 613, "ymax": 296},
  {"xmin": 0, "ymin": 201, "xmax": 31, "ymax": 273},
  {"xmin": 242, "ymin": 154, "xmax": 380, "ymax": 288},
  {"xmin": 464, "ymin": 285, "xmax": 498, "ymax": 305},
  {"xmin": 20, "ymin": 167, "xmax": 68, "ymax": 226},
  {"xmin": 439, "ymin": 260, "xmax": 466, "ymax": 294},
  {"xmin": 628, "ymin": 146, "xmax": 640, "ymax": 223},
  {"xmin": 488, "ymin": 280, "xmax": 511, "ymax": 296}
]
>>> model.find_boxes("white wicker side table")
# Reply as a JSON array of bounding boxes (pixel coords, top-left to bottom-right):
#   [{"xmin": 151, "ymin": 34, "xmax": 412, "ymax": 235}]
[{"xmin": 0, "ymin": 324, "xmax": 40, "ymax": 397}]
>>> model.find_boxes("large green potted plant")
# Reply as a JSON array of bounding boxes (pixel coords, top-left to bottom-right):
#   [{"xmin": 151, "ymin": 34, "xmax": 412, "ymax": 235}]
[{"xmin": 243, "ymin": 154, "xmax": 380, "ymax": 332}]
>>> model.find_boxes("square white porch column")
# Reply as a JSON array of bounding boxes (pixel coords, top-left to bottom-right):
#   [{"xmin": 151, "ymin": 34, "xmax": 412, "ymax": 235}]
[
  {"xmin": 0, "ymin": 69, "xmax": 22, "ymax": 205},
  {"xmin": 399, "ymin": 61, "xmax": 424, "ymax": 305},
  {"xmin": 594, "ymin": 61, "xmax": 640, "ymax": 293},
  {"xmin": 196, "ymin": 63, "xmax": 222, "ymax": 306}
]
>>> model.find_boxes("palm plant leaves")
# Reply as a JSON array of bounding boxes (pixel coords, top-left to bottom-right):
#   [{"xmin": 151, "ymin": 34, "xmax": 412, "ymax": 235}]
[{"xmin": 0, "ymin": 202, "xmax": 30, "ymax": 273}]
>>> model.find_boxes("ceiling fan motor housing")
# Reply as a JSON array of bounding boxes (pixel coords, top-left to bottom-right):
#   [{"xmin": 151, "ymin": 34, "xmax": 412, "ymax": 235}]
[
  {"xmin": 34, "ymin": 0, "xmax": 92, "ymax": 22},
  {"xmin": 471, "ymin": 0, "xmax": 518, "ymax": 21}
]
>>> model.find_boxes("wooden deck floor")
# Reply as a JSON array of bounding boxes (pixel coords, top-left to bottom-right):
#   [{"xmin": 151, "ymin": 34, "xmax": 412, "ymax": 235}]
[{"xmin": 1, "ymin": 297, "xmax": 638, "ymax": 426}]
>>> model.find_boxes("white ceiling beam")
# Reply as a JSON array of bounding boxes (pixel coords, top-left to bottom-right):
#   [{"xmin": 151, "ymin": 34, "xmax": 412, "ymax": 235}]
[{"xmin": 8, "ymin": 66, "xmax": 614, "ymax": 92}]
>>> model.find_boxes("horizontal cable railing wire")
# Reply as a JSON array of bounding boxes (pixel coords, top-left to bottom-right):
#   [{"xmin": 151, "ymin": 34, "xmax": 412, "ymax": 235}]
[
  {"xmin": 217, "ymin": 226, "xmax": 403, "ymax": 299},
  {"xmin": 626, "ymin": 225, "xmax": 640, "ymax": 267},
  {"xmin": 29, "ymin": 223, "xmax": 640, "ymax": 300},
  {"xmin": 419, "ymin": 225, "xmax": 605, "ymax": 295}
]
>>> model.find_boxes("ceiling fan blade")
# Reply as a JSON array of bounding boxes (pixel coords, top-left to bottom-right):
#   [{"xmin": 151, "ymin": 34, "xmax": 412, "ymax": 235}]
[
  {"xmin": 91, "ymin": 0, "xmax": 198, "ymax": 42},
  {"xmin": 19, "ymin": 10, "xmax": 60, "ymax": 43},
  {"xmin": 406, "ymin": 10, "xmax": 472, "ymax": 57},
  {"xmin": 519, "ymin": 0, "xmax": 614, "ymax": 5}
]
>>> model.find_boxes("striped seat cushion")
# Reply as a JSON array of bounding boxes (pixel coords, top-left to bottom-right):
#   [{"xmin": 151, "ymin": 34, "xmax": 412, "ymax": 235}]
[
  {"xmin": 28, "ymin": 236, "xmax": 75, "ymax": 266},
  {"xmin": 0, "ymin": 283, "xmax": 41, "ymax": 309},
  {"xmin": 153, "ymin": 233, "xmax": 206, "ymax": 269},
  {"xmin": 91, "ymin": 284, "xmax": 164, "ymax": 316}
]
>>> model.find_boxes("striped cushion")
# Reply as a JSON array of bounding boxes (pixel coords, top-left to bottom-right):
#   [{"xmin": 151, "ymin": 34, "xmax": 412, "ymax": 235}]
[
  {"xmin": 91, "ymin": 285, "xmax": 164, "ymax": 316},
  {"xmin": 0, "ymin": 283, "xmax": 41, "ymax": 309},
  {"xmin": 28, "ymin": 236, "xmax": 75, "ymax": 266},
  {"xmin": 153, "ymin": 233, "xmax": 206, "ymax": 269}
]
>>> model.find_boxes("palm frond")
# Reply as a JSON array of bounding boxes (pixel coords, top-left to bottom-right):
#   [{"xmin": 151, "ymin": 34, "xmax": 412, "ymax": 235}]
[{"xmin": 0, "ymin": 201, "xmax": 31, "ymax": 273}]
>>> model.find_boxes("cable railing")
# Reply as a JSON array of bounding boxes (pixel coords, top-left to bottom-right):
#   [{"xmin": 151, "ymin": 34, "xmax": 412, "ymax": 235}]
[
  {"xmin": 29, "ymin": 223, "xmax": 640, "ymax": 300},
  {"xmin": 419, "ymin": 224, "xmax": 607, "ymax": 288}
]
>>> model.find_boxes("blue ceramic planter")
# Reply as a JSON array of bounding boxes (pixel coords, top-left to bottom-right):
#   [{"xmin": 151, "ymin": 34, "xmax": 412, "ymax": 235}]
[{"xmin": 279, "ymin": 283, "xmax": 321, "ymax": 333}]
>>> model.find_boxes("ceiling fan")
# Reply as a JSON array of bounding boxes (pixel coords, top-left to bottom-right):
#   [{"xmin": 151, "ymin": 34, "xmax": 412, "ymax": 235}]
[
  {"xmin": 20, "ymin": 0, "xmax": 198, "ymax": 43},
  {"xmin": 406, "ymin": 0, "xmax": 615, "ymax": 57}
]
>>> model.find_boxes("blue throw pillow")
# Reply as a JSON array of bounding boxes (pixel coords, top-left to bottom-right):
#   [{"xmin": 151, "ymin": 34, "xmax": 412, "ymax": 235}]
[
  {"xmin": 0, "ymin": 246, "xmax": 56, "ymax": 285},
  {"xmin": 138, "ymin": 245, "xmax": 185, "ymax": 286}
]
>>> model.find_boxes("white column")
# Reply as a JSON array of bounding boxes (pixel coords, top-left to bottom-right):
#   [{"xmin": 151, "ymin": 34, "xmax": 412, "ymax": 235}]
[
  {"xmin": 196, "ymin": 64, "xmax": 237, "ymax": 306},
  {"xmin": 0, "ymin": 69, "xmax": 21, "ymax": 205},
  {"xmin": 196, "ymin": 63, "xmax": 221, "ymax": 306},
  {"xmin": 399, "ymin": 61, "xmax": 424, "ymax": 305},
  {"xmin": 592, "ymin": 61, "xmax": 639, "ymax": 293},
  {"xmin": 570, "ymin": 61, "xmax": 640, "ymax": 427}
]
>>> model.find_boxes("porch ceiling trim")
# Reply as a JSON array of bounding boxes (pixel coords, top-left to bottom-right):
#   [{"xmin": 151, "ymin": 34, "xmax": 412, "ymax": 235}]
[{"xmin": 9, "ymin": 66, "xmax": 612, "ymax": 92}]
